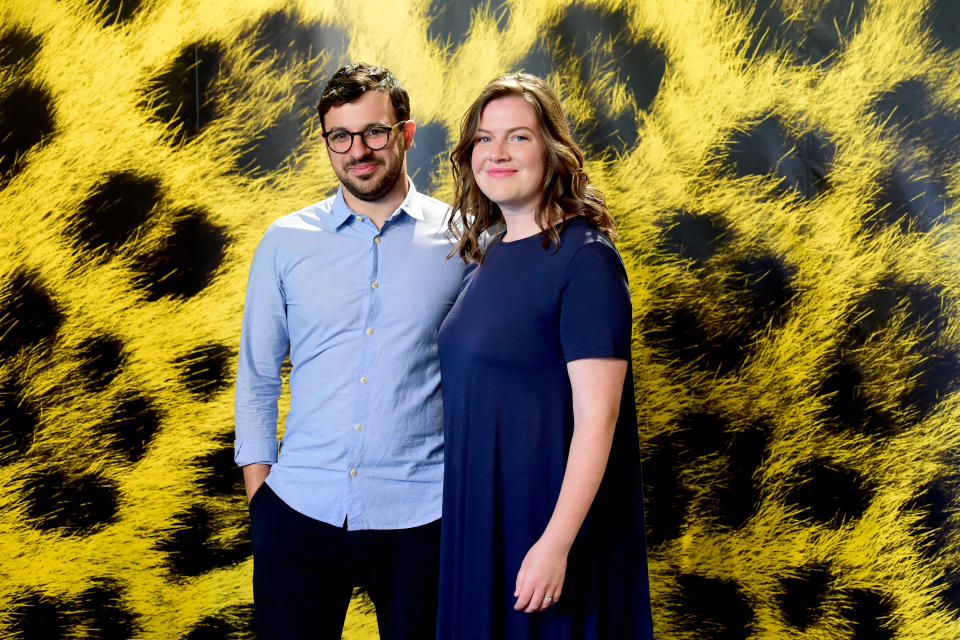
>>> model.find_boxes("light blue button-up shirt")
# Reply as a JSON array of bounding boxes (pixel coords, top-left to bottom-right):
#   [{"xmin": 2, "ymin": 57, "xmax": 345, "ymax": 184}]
[{"xmin": 234, "ymin": 180, "xmax": 465, "ymax": 530}]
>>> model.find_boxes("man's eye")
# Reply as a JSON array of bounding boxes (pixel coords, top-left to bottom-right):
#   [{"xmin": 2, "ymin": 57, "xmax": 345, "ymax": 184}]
[
  {"xmin": 365, "ymin": 127, "xmax": 390, "ymax": 137},
  {"xmin": 328, "ymin": 131, "xmax": 350, "ymax": 142}
]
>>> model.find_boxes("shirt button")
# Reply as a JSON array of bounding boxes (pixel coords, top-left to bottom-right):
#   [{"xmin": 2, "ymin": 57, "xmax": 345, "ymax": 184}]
[
  {"xmin": 355, "ymin": 423, "xmax": 363, "ymax": 431},
  {"xmin": 371, "ymin": 281, "xmax": 379, "ymax": 289},
  {"xmin": 374, "ymin": 236, "xmax": 382, "ymax": 244},
  {"xmin": 350, "ymin": 468, "xmax": 358, "ymax": 477},
  {"xmin": 355, "ymin": 215, "xmax": 362, "ymax": 222},
  {"xmin": 366, "ymin": 327, "xmax": 374, "ymax": 335},
  {"xmin": 360, "ymin": 376, "xmax": 368, "ymax": 384}
]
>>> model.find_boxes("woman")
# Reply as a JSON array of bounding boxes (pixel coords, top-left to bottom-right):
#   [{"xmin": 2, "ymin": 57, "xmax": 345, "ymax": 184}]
[{"xmin": 437, "ymin": 73, "xmax": 654, "ymax": 639}]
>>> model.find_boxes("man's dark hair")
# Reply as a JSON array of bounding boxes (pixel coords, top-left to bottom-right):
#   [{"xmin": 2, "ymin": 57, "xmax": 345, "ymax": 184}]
[{"xmin": 316, "ymin": 63, "xmax": 410, "ymax": 130}]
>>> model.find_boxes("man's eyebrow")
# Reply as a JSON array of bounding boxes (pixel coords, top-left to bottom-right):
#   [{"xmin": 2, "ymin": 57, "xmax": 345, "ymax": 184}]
[{"xmin": 329, "ymin": 122, "xmax": 390, "ymax": 131}]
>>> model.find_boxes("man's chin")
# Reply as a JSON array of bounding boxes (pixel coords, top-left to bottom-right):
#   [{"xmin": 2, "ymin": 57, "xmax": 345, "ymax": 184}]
[{"xmin": 343, "ymin": 179, "xmax": 392, "ymax": 202}]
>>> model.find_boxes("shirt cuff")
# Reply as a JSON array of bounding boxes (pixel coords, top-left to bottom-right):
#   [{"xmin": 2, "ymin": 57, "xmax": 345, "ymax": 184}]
[{"xmin": 234, "ymin": 438, "xmax": 279, "ymax": 467}]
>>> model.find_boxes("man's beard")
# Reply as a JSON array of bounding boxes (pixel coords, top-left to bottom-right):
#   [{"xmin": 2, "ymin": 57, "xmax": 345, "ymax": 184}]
[{"xmin": 337, "ymin": 147, "xmax": 405, "ymax": 202}]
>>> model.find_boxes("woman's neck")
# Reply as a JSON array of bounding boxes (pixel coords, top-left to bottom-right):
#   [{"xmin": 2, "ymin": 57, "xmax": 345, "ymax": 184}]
[{"xmin": 500, "ymin": 209, "xmax": 542, "ymax": 242}]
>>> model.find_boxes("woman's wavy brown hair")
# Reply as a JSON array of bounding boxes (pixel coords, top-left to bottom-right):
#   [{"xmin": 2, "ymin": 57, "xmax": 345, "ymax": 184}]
[{"xmin": 448, "ymin": 73, "xmax": 617, "ymax": 264}]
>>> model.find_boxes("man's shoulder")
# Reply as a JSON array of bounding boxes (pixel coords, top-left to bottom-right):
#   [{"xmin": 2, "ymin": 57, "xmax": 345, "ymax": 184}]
[
  {"xmin": 269, "ymin": 196, "xmax": 337, "ymax": 231},
  {"xmin": 409, "ymin": 189, "xmax": 452, "ymax": 223}
]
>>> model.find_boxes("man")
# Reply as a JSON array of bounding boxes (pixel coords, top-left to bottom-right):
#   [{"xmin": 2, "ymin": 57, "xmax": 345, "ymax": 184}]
[{"xmin": 234, "ymin": 63, "xmax": 464, "ymax": 640}]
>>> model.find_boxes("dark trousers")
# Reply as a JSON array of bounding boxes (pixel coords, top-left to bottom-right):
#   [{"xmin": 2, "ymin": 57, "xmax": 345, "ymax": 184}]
[{"xmin": 249, "ymin": 484, "xmax": 441, "ymax": 640}]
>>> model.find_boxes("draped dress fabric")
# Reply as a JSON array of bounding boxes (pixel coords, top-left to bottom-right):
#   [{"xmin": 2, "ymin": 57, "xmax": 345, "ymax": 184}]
[{"xmin": 436, "ymin": 217, "xmax": 654, "ymax": 639}]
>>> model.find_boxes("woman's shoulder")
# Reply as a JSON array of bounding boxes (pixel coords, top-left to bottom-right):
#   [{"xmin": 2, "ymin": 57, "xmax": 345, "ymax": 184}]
[{"xmin": 558, "ymin": 215, "xmax": 619, "ymax": 258}]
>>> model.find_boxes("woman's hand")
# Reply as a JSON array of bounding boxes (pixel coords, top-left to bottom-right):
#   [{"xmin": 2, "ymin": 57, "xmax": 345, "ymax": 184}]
[{"xmin": 513, "ymin": 536, "xmax": 569, "ymax": 612}]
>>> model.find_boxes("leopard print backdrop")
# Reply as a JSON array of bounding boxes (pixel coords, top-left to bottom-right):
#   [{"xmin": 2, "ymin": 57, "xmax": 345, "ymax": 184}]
[{"xmin": 1, "ymin": 0, "xmax": 958, "ymax": 638}]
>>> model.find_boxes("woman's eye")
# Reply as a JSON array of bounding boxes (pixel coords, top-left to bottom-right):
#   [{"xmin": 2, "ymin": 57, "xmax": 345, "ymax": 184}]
[
  {"xmin": 511, "ymin": 134, "xmax": 528, "ymax": 142},
  {"xmin": 475, "ymin": 136, "xmax": 491, "ymax": 143}
]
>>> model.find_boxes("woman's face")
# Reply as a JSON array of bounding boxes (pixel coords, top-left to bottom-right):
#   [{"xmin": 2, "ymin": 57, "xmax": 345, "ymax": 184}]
[{"xmin": 470, "ymin": 96, "xmax": 546, "ymax": 218}]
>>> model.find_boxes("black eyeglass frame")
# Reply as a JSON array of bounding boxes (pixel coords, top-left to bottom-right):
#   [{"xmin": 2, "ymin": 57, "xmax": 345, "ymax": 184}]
[{"xmin": 321, "ymin": 120, "xmax": 408, "ymax": 154}]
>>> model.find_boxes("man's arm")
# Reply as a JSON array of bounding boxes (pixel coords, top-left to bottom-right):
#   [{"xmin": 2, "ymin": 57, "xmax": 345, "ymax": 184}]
[{"xmin": 234, "ymin": 225, "xmax": 288, "ymax": 498}]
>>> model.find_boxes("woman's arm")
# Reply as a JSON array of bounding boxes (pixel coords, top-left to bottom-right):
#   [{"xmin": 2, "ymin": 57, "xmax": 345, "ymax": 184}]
[{"xmin": 513, "ymin": 356, "xmax": 627, "ymax": 612}]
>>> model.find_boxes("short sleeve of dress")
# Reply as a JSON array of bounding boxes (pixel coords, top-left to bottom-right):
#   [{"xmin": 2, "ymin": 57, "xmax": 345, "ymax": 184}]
[{"xmin": 559, "ymin": 240, "xmax": 633, "ymax": 362}]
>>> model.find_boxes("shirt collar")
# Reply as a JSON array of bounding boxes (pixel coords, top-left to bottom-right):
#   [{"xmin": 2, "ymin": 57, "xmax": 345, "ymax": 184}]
[{"xmin": 327, "ymin": 176, "xmax": 423, "ymax": 230}]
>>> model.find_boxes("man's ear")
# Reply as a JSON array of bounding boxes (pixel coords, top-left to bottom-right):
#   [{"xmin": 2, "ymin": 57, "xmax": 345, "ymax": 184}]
[{"xmin": 402, "ymin": 120, "xmax": 417, "ymax": 151}]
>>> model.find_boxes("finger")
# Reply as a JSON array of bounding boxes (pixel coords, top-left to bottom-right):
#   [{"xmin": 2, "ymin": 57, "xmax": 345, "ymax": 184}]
[
  {"xmin": 525, "ymin": 586, "xmax": 546, "ymax": 613},
  {"xmin": 514, "ymin": 581, "xmax": 534, "ymax": 611}
]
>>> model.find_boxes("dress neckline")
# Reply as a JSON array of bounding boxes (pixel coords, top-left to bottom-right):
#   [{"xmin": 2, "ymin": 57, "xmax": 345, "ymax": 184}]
[{"xmin": 497, "ymin": 215, "xmax": 585, "ymax": 246}]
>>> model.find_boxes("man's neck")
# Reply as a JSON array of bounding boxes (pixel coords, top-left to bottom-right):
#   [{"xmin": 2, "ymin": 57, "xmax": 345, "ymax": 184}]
[{"xmin": 342, "ymin": 178, "xmax": 410, "ymax": 230}]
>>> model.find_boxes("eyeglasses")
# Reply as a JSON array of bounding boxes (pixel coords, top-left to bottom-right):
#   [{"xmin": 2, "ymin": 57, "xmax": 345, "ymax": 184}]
[{"xmin": 322, "ymin": 121, "xmax": 407, "ymax": 154}]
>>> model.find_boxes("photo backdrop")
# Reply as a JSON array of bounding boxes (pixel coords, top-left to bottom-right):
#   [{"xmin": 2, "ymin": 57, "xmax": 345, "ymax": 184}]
[{"xmin": 1, "ymin": 0, "xmax": 959, "ymax": 638}]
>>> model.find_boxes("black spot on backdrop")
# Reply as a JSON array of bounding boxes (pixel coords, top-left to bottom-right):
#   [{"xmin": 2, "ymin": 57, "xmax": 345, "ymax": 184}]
[
  {"xmin": 725, "ymin": 117, "xmax": 792, "ymax": 178},
  {"xmin": 71, "ymin": 171, "xmax": 162, "ymax": 257},
  {"xmin": 644, "ymin": 305, "xmax": 745, "ymax": 375},
  {"xmin": 145, "ymin": 42, "xmax": 223, "ymax": 142},
  {"xmin": 736, "ymin": 0, "xmax": 796, "ymax": 60},
  {"xmin": 818, "ymin": 357, "xmax": 891, "ymax": 436},
  {"xmin": 928, "ymin": 0, "xmax": 960, "ymax": 51},
  {"xmin": 515, "ymin": 41, "xmax": 557, "ymax": 80},
  {"xmin": 427, "ymin": 0, "xmax": 508, "ymax": 46},
  {"xmin": 184, "ymin": 617, "xmax": 231, "ymax": 640},
  {"xmin": 843, "ymin": 588, "xmax": 896, "ymax": 640},
  {"xmin": 642, "ymin": 433, "xmax": 693, "ymax": 546},
  {"xmin": 0, "ymin": 270, "xmax": 63, "ymax": 357},
  {"xmin": 236, "ymin": 109, "xmax": 308, "ymax": 178},
  {"xmin": 908, "ymin": 349, "xmax": 960, "ymax": 416},
  {"xmin": 176, "ymin": 343, "xmax": 232, "ymax": 398},
  {"xmin": 182, "ymin": 604, "xmax": 255, "ymax": 640},
  {"xmin": 100, "ymin": 393, "xmax": 161, "ymax": 463},
  {"xmin": 779, "ymin": 564, "xmax": 831, "ymax": 630},
  {"xmin": 714, "ymin": 426, "xmax": 769, "ymax": 529},
  {"xmin": 614, "ymin": 34, "xmax": 666, "ymax": 115},
  {"xmin": 156, "ymin": 505, "xmax": 249, "ymax": 577},
  {"xmin": 907, "ymin": 478, "xmax": 952, "ymax": 555},
  {"xmin": 515, "ymin": 3, "xmax": 665, "ymax": 154},
  {"xmin": 78, "ymin": 334, "xmax": 126, "ymax": 391},
  {"xmin": 803, "ymin": 0, "xmax": 868, "ymax": 64},
  {"xmin": 8, "ymin": 590, "xmax": 65, "ymax": 640},
  {"xmin": 674, "ymin": 573, "xmax": 754, "ymax": 640},
  {"xmin": 243, "ymin": 10, "xmax": 349, "ymax": 71},
  {"xmin": 131, "ymin": 208, "xmax": 229, "ymax": 300},
  {"xmin": 784, "ymin": 459, "xmax": 873, "ymax": 527},
  {"xmin": 673, "ymin": 411, "xmax": 730, "ymax": 458},
  {"xmin": 0, "ymin": 383, "xmax": 39, "ymax": 463},
  {"xmin": 871, "ymin": 79, "xmax": 960, "ymax": 164},
  {"xmin": 195, "ymin": 443, "xmax": 243, "ymax": 497},
  {"xmin": 406, "ymin": 121, "xmax": 448, "ymax": 196},
  {"xmin": 866, "ymin": 168, "xmax": 949, "ymax": 234},
  {"xmin": 846, "ymin": 279, "xmax": 946, "ymax": 347},
  {"xmin": 0, "ymin": 26, "xmax": 42, "ymax": 68},
  {"xmin": 90, "ymin": 0, "xmax": 142, "ymax": 27},
  {"xmin": 730, "ymin": 255, "xmax": 796, "ymax": 330},
  {"xmin": 23, "ymin": 469, "xmax": 119, "ymax": 533},
  {"xmin": 74, "ymin": 579, "xmax": 138, "ymax": 640},
  {"xmin": 0, "ymin": 81, "xmax": 56, "ymax": 181},
  {"xmin": 939, "ymin": 572, "xmax": 960, "ymax": 613},
  {"xmin": 722, "ymin": 116, "xmax": 833, "ymax": 197},
  {"xmin": 659, "ymin": 211, "xmax": 731, "ymax": 266},
  {"xmin": 555, "ymin": 4, "xmax": 665, "ymax": 152}
]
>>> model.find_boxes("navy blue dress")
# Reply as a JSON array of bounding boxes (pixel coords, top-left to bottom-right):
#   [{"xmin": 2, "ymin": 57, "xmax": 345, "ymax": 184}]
[{"xmin": 437, "ymin": 217, "xmax": 654, "ymax": 639}]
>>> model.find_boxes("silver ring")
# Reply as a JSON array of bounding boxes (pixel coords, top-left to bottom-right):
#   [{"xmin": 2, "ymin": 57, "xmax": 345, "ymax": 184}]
[{"xmin": 543, "ymin": 596, "xmax": 553, "ymax": 602}]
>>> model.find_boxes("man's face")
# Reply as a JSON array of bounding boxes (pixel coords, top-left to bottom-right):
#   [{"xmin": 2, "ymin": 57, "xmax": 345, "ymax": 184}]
[{"xmin": 323, "ymin": 91, "xmax": 411, "ymax": 203}]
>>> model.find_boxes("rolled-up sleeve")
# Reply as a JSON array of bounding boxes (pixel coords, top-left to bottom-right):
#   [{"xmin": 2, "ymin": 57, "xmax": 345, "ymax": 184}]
[{"xmin": 234, "ymin": 224, "xmax": 287, "ymax": 466}]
